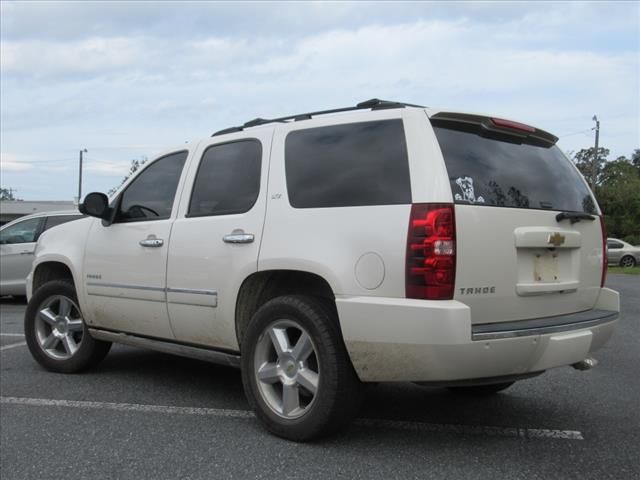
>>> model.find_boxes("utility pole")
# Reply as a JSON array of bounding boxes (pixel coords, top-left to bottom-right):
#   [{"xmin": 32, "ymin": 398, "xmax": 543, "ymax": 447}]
[
  {"xmin": 591, "ymin": 115, "xmax": 600, "ymax": 191},
  {"xmin": 78, "ymin": 148, "xmax": 87, "ymax": 202}
]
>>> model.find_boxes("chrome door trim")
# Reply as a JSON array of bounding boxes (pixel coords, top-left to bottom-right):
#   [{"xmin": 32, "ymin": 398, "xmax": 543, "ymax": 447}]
[
  {"xmin": 86, "ymin": 282, "xmax": 218, "ymax": 306},
  {"xmin": 166, "ymin": 287, "xmax": 217, "ymax": 296},
  {"xmin": 87, "ymin": 282, "xmax": 165, "ymax": 292},
  {"xmin": 87, "ymin": 282, "xmax": 216, "ymax": 296}
]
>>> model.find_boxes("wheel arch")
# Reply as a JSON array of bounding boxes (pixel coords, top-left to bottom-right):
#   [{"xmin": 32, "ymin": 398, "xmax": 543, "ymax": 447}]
[
  {"xmin": 235, "ymin": 269, "xmax": 337, "ymax": 347},
  {"xmin": 32, "ymin": 261, "xmax": 76, "ymax": 293}
]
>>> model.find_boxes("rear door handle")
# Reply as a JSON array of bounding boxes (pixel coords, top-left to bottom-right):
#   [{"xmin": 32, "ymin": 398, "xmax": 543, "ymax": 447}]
[
  {"xmin": 223, "ymin": 230, "xmax": 254, "ymax": 244},
  {"xmin": 139, "ymin": 238, "xmax": 164, "ymax": 247}
]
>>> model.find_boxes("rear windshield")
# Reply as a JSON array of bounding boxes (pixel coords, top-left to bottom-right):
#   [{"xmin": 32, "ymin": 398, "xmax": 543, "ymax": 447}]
[{"xmin": 433, "ymin": 125, "xmax": 597, "ymax": 214}]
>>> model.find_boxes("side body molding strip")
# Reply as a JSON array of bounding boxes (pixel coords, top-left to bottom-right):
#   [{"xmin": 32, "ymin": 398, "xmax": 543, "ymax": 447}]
[{"xmin": 86, "ymin": 282, "xmax": 218, "ymax": 307}]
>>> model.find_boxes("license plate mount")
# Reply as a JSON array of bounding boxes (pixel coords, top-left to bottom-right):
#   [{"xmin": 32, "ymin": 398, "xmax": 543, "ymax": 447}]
[{"xmin": 534, "ymin": 251, "xmax": 559, "ymax": 282}]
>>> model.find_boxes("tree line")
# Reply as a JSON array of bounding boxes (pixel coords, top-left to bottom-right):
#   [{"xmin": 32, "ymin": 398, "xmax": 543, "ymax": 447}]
[{"xmin": 572, "ymin": 148, "xmax": 640, "ymax": 245}]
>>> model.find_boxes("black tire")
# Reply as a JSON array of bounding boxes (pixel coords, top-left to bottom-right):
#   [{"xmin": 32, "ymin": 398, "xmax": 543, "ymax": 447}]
[
  {"xmin": 620, "ymin": 255, "xmax": 636, "ymax": 268},
  {"xmin": 24, "ymin": 279, "xmax": 111, "ymax": 373},
  {"xmin": 447, "ymin": 381, "xmax": 515, "ymax": 396},
  {"xmin": 241, "ymin": 295, "xmax": 362, "ymax": 441}
]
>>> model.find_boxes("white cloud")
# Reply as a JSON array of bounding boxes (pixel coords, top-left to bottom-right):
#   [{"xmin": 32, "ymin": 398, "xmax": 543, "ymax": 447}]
[
  {"xmin": 1, "ymin": 2, "xmax": 638, "ymax": 199},
  {"xmin": 1, "ymin": 37, "xmax": 142, "ymax": 76},
  {"xmin": 84, "ymin": 160, "xmax": 131, "ymax": 176},
  {"xmin": 0, "ymin": 153, "xmax": 33, "ymax": 172},
  {"xmin": 249, "ymin": 20, "xmax": 637, "ymax": 98}
]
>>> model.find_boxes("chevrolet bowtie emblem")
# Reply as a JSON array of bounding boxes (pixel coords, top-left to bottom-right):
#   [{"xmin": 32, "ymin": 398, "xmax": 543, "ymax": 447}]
[{"xmin": 548, "ymin": 232, "xmax": 566, "ymax": 247}]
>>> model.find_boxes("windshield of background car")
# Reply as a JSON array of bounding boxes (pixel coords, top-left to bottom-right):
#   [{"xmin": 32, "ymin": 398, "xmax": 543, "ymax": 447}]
[{"xmin": 432, "ymin": 124, "xmax": 597, "ymax": 214}]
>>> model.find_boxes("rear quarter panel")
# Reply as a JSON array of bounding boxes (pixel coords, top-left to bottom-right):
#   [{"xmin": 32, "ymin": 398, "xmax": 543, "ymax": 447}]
[{"xmin": 258, "ymin": 108, "xmax": 450, "ymax": 298}]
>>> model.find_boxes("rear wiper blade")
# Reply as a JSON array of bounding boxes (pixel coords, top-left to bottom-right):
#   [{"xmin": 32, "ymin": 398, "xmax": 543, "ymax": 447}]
[{"xmin": 556, "ymin": 211, "xmax": 596, "ymax": 224}]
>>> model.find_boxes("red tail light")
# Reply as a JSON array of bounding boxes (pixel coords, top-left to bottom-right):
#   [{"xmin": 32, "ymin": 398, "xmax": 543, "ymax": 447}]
[
  {"xmin": 406, "ymin": 203, "xmax": 456, "ymax": 300},
  {"xmin": 600, "ymin": 215, "xmax": 607, "ymax": 287}
]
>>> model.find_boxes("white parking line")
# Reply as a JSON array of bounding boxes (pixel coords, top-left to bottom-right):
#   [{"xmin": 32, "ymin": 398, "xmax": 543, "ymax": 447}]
[
  {"xmin": 0, "ymin": 396, "xmax": 583, "ymax": 440},
  {"xmin": 353, "ymin": 418, "xmax": 584, "ymax": 440},
  {"xmin": 0, "ymin": 342, "xmax": 27, "ymax": 351},
  {"xmin": 0, "ymin": 396, "xmax": 252, "ymax": 418},
  {"xmin": 0, "ymin": 333, "xmax": 24, "ymax": 337}
]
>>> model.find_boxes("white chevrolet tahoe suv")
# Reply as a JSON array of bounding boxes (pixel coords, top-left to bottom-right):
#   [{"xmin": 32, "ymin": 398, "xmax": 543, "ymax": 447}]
[{"xmin": 24, "ymin": 99, "xmax": 619, "ymax": 441}]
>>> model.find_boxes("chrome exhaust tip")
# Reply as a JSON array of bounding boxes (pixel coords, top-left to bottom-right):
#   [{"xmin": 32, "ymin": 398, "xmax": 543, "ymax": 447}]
[{"xmin": 572, "ymin": 357, "xmax": 598, "ymax": 371}]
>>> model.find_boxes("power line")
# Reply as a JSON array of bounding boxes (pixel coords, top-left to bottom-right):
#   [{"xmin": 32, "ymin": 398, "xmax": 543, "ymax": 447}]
[
  {"xmin": 558, "ymin": 128, "xmax": 593, "ymax": 138},
  {"xmin": 85, "ymin": 145, "xmax": 166, "ymax": 150},
  {"xmin": 3, "ymin": 156, "xmax": 144, "ymax": 165},
  {"xmin": 3, "ymin": 159, "xmax": 75, "ymax": 164}
]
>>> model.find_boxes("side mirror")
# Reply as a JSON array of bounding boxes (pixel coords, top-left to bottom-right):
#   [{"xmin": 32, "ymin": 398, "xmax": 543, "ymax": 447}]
[{"xmin": 79, "ymin": 192, "xmax": 111, "ymax": 220}]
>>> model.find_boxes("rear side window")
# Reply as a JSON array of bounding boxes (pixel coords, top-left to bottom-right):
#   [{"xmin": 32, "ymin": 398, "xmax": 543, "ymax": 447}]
[
  {"xmin": 117, "ymin": 151, "xmax": 188, "ymax": 222},
  {"xmin": 433, "ymin": 125, "xmax": 597, "ymax": 214},
  {"xmin": 285, "ymin": 120, "xmax": 411, "ymax": 208},
  {"xmin": 44, "ymin": 215, "xmax": 82, "ymax": 231},
  {"xmin": 188, "ymin": 140, "xmax": 262, "ymax": 217},
  {"xmin": 607, "ymin": 240, "xmax": 623, "ymax": 249}
]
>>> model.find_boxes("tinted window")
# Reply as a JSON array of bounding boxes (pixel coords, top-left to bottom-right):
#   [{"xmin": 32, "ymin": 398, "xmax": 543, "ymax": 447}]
[
  {"xmin": 44, "ymin": 215, "xmax": 82, "ymax": 231},
  {"xmin": 433, "ymin": 126, "xmax": 597, "ymax": 214},
  {"xmin": 285, "ymin": 120, "xmax": 411, "ymax": 208},
  {"xmin": 117, "ymin": 151, "xmax": 187, "ymax": 222},
  {"xmin": 188, "ymin": 140, "xmax": 261, "ymax": 217},
  {"xmin": 607, "ymin": 241, "xmax": 623, "ymax": 249},
  {"xmin": 0, "ymin": 217, "xmax": 43, "ymax": 244}
]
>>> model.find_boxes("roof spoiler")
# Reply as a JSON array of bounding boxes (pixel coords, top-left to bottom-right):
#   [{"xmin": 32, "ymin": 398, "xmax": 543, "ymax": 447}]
[{"xmin": 430, "ymin": 112, "xmax": 558, "ymax": 147}]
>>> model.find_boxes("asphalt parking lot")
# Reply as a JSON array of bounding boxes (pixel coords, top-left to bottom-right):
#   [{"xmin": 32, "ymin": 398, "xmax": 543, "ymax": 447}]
[{"xmin": 1, "ymin": 275, "xmax": 638, "ymax": 480}]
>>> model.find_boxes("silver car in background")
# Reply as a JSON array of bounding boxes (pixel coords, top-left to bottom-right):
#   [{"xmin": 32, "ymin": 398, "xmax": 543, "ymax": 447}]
[
  {"xmin": 607, "ymin": 238, "xmax": 640, "ymax": 268},
  {"xmin": 0, "ymin": 210, "xmax": 83, "ymax": 297}
]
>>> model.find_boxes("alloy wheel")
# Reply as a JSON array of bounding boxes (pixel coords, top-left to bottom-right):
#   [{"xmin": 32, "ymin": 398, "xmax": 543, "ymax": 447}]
[
  {"xmin": 621, "ymin": 256, "xmax": 635, "ymax": 268},
  {"xmin": 34, "ymin": 295, "xmax": 85, "ymax": 360},
  {"xmin": 254, "ymin": 320, "xmax": 320, "ymax": 419}
]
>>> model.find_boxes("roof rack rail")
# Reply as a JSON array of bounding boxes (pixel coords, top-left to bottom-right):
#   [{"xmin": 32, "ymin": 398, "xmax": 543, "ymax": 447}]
[{"xmin": 211, "ymin": 98, "xmax": 425, "ymax": 136}]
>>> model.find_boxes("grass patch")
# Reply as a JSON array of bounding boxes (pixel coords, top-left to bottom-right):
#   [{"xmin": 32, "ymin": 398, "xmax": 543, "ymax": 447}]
[{"xmin": 608, "ymin": 266, "xmax": 640, "ymax": 275}]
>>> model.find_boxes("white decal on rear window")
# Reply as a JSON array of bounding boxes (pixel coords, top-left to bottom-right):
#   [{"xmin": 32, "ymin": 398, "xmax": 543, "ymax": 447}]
[{"xmin": 454, "ymin": 176, "xmax": 485, "ymax": 204}]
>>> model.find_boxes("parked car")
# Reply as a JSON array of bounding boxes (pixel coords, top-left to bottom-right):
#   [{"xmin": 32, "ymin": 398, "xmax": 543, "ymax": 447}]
[
  {"xmin": 23, "ymin": 99, "xmax": 619, "ymax": 441},
  {"xmin": 607, "ymin": 238, "xmax": 640, "ymax": 267},
  {"xmin": 0, "ymin": 210, "xmax": 83, "ymax": 297}
]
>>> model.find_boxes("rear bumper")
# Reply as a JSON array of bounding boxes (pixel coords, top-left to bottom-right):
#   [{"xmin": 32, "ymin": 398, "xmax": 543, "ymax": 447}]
[
  {"xmin": 336, "ymin": 288, "xmax": 619, "ymax": 382},
  {"xmin": 471, "ymin": 309, "xmax": 618, "ymax": 340}
]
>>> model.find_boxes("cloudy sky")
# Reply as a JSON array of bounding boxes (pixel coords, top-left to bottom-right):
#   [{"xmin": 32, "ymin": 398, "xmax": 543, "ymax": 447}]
[{"xmin": 1, "ymin": 1, "xmax": 638, "ymax": 201}]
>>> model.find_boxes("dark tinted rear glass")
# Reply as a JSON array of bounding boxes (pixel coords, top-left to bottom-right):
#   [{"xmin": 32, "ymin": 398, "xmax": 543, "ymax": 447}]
[
  {"xmin": 285, "ymin": 120, "xmax": 411, "ymax": 208},
  {"xmin": 188, "ymin": 140, "xmax": 262, "ymax": 217},
  {"xmin": 433, "ymin": 125, "xmax": 596, "ymax": 214}
]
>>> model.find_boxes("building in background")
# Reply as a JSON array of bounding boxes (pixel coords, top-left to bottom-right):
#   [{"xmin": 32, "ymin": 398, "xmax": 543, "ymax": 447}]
[{"xmin": 0, "ymin": 200, "xmax": 77, "ymax": 226}]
